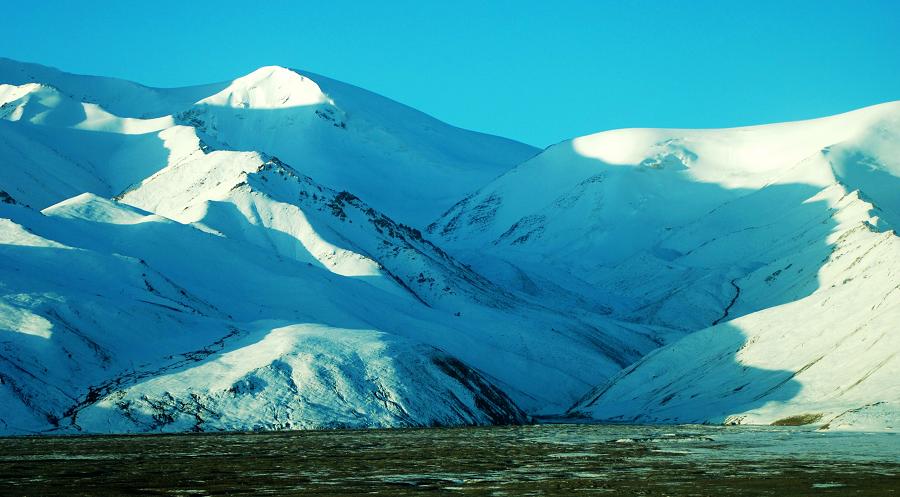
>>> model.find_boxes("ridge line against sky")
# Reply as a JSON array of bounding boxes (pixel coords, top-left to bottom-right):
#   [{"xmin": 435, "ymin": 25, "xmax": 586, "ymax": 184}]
[{"xmin": 5, "ymin": 0, "xmax": 900, "ymax": 147}]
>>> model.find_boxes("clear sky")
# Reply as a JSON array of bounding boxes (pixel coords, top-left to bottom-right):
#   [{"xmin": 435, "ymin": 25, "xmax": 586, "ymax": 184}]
[{"xmin": 6, "ymin": 0, "xmax": 900, "ymax": 147}]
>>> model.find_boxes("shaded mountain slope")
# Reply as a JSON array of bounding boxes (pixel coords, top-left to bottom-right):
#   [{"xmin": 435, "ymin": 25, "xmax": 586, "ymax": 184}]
[
  {"xmin": 0, "ymin": 59, "xmax": 663, "ymax": 434},
  {"xmin": 428, "ymin": 102, "xmax": 900, "ymax": 430},
  {"xmin": 1, "ymin": 58, "xmax": 897, "ymax": 432}
]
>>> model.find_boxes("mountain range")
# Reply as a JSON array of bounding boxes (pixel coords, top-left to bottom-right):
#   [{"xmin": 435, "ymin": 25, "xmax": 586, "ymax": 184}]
[{"xmin": 1, "ymin": 58, "xmax": 897, "ymax": 434}]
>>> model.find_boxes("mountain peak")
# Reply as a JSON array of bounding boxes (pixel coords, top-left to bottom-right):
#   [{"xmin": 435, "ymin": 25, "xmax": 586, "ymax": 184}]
[{"xmin": 197, "ymin": 65, "xmax": 332, "ymax": 110}]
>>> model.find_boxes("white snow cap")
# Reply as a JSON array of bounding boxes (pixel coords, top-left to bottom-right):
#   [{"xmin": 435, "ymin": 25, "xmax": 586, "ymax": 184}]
[{"xmin": 197, "ymin": 66, "xmax": 332, "ymax": 109}]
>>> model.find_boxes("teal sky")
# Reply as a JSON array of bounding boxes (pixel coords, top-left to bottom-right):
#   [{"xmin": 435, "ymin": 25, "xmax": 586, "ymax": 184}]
[{"xmin": 6, "ymin": 0, "xmax": 900, "ymax": 147}]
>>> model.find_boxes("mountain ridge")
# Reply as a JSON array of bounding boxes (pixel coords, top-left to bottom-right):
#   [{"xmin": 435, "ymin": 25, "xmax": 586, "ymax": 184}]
[{"xmin": 0, "ymin": 58, "xmax": 896, "ymax": 433}]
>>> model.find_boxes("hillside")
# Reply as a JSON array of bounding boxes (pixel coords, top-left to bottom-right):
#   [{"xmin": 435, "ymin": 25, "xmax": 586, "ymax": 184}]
[
  {"xmin": 430, "ymin": 103, "xmax": 900, "ymax": 430},
  {"xmin": 0, "ymin": 59, "xmax": 664, "ymax": 434},
  {"xmin": 1, "ymin": 58, "xmax": 897, "ymax": 433}
]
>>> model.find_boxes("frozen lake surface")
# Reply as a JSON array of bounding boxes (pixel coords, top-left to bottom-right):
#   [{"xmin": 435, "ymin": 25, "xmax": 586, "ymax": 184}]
[{"xmin": 0, "ymin": 424, "xmax": 897, "ymax": 496}]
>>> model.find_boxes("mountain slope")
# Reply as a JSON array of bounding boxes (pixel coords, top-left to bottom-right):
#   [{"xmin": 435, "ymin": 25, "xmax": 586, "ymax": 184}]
[
  {"xmin": 1, "ymin": 58, "xmax": 897, "ymax": 433},
  {"xmin": 1, "ymin": 59, "xmax": 537, "ymax": 225},
  {"xmin": 429, "ymin": 102, "xmax": 900, "ymax": 325},
  {"xmin": 178, "ymin": 65, "xmax": 538, "ymax": 226},
  {"xmin": 570, "ymin": 198, "xmax": 899, "ymax": 430},
  {"xmin": 0, "ymin": 195, "xmax": 532, "ymax": 433},
  {"xmin": 0, "ymin": 57, "xmax": 226, "ymax": 118},
  {"xmin": 0, "ymin": 59, "xmax": 664, "ymax": 434},
  {"xmin": 429, "ymin": 102, "xmax": 900, "ymax": 430}
]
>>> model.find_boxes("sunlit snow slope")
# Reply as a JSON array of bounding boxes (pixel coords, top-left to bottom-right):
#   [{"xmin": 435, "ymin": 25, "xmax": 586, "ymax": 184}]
[
  {"xmin": 1, "ymin": 58, "xmax": 897, "ymax": 433},
  {"xmin": 0, "ymin": 59, "xmax": 665, "ymax": 434},
  {"xmin": 431, "ymin": 103, "xmax": 900, "ymax": 431}
]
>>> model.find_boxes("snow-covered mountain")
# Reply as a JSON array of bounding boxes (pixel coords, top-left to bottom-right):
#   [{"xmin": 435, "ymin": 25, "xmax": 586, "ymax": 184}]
[
  {"xmin": 0, "ymin": 59, "xmax": 536, "ymax": 225},
  {"xmin": 0, "ymin": 59, "xmax": 666, "ymax": 434},
  {"xmin": 430, "ymin": 103, "xmax": 900, "ymax": 431},
  {"xmin": 1, "ymin": 58, "xmax": 897, "ymax": 434}
]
